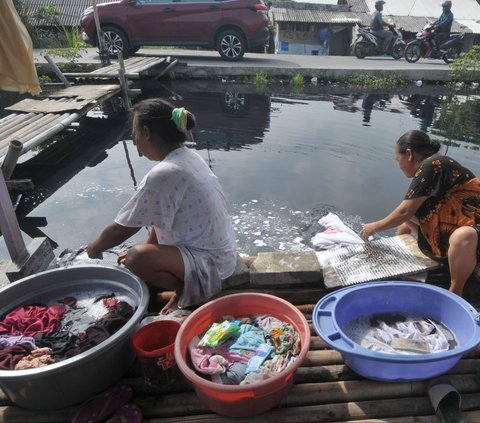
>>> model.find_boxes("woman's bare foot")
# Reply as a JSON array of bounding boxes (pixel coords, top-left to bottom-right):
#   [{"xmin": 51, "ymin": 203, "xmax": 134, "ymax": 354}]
[{"xmin": 160, "ymin": 293, "xmax": 180, "ymax": 315}]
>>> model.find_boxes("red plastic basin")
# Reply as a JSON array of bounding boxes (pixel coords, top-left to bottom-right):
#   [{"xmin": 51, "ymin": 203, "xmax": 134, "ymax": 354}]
[{"xmin": 174, "ymin": 293, "xmax": 311, "ymax": 417}]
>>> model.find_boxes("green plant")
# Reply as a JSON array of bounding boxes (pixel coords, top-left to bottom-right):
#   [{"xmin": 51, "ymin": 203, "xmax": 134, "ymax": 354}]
[
  {"xmin": 346, "ymin": 74, "xmax": 408, "ymax": 89},
  {"xmin": 449, "ymin": 45, "xmax": 480, "ymax": 82},
  {"xmin": 292, "ymin": 73, "xmax": 304, "ymax": 92},
  {"xmin": 39, "ymin": 74, "xmax": 54, "ymax": 84},
  {"xmin": 41, "ymin": 27, "xmax": 88, "ymax": 63},
  {"xmin": 253, "ymin": 71, "xmax": 269, "ymax": 87}
]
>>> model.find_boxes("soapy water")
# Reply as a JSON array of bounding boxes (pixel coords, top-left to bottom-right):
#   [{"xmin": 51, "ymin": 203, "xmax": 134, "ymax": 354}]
[
  {"xmin": 53, "ymin": 201, "xmax": 366, "ymax": 265},
  {"xmin": 231, "ymin": 200, "xmax": 366, "ymax": 256}
]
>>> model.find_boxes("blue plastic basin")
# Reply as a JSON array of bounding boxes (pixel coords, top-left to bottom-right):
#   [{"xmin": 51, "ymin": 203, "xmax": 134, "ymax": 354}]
[{"xmin": 313, "ymin": 281, "xmax": 480, "ymax": 381}]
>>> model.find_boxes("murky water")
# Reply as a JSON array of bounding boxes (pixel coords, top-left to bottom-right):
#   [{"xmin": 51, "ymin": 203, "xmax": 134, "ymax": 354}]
[{"xmin": 1, "ymin": 81, "xmax": 479, "ymax": 259}]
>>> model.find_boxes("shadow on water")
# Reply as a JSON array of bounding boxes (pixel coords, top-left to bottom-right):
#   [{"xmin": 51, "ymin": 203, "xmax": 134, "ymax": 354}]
[{"xmin": 1, "ymin": 80, "xmax": 479, "ymax": 258}]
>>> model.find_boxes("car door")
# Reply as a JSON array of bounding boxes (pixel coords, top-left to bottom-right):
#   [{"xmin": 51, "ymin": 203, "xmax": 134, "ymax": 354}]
[
  {"xmin": 173, "ymin": 0, "xmax": 224, "ymax": 44},
  {"xmin": 126, "ymin": 0, "xmax": 180, "ymax": 43}
]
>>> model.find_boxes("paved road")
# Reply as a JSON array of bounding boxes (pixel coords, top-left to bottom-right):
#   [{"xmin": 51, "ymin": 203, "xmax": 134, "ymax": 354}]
[{"xmin": 34, "ymin": 47, "xmax": 457, "ymax": 81}]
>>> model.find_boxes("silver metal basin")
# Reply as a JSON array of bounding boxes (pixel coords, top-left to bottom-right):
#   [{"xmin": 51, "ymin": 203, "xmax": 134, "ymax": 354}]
[{"xmin": 0, "ymin": 265, "xmax": 149, "ymax": 410}]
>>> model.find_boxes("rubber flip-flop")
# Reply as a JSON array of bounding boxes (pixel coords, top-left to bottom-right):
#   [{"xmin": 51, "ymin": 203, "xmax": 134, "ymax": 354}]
[
  {"xmin": 428, "ymin": 378, "xmax": 465, "ymax": 423},
  {"xmin": 106, "ymin": 404, "xmax": 143, "ymax": 423},
  {"xmin": 70, "ymin": 384, "xmax": 134, "ymax": 423}
]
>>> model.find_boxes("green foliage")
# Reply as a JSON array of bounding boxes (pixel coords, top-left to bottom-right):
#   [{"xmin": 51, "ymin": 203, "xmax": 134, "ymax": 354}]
[
  {"xmin": 346, "ymin": 74, "xmax": 408, "ymax": 89},
  {"xmin": 38, "ymin": 74, "xmax": 54, "ymax": 84},
  {"xmin": 434, "ymin": 93, "xmax": 480, "ymax": 145},
  {"xmin": 41, "ymin": 27, "xmax": 87, "ymax": 63},
  {"xmin": 449, "ymin": 45, "xmax": 480, "ymax": 81},
  {"xmin": 253, "ymin": 71, "xmax": 269, "ymax": 87},
  {"xmin": 292, "ymin": 73, "xmax": 304, "ymax": 93}
]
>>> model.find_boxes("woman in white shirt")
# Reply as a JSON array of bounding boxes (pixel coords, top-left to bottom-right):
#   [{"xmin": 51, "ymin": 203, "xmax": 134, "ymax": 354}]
[{"xmin": 87, "ymin": 98, "xmax": 237, "ymax": 313}]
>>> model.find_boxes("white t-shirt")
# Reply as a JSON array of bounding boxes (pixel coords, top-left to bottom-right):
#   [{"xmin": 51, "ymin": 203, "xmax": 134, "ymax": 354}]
[{"xmin": 115, "ymin": 146, "xmax": 236, "ymax": 280}]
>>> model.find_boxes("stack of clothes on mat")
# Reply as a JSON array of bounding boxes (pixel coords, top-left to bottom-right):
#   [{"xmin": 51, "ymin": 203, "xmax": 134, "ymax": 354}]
[
  {"xmin": 0, "ymin": 294, "xmax": 135, "ymax": 370},
  {"xmin": 189, "ymin": 314, "xmax": 301, "ymax": 385}
]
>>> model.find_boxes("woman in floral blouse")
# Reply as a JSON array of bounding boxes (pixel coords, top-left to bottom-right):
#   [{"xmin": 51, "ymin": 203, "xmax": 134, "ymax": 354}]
[{"xmin": 360, "ymin": 129, "xmax": 480, "ymax": 296}]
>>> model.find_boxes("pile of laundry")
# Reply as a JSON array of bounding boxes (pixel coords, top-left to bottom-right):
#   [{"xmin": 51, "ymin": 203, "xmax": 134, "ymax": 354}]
[
  {"xmin": 0, "ymin": 294, "xmax": 135, "ymax": 370},
  {"xmin": 343, "ymin": 312, "xmax": 458, "ymax": 355},
  {"xmin": 189, "ymin": 314, "xmax": 301, "ymax": 385}
]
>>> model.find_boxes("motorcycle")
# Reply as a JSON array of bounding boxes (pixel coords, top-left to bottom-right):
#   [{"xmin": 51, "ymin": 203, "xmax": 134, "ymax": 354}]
[
  {"xmin": 353, "ymin": 23, "xmax": 406, "ymax": 60},
  {"xmin": 404, "ymin": 23, "xmax": 465, "ymax": 64}
]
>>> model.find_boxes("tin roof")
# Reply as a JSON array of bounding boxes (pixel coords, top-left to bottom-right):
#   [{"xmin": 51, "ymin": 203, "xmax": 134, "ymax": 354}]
[
  {"xmin": 271, "ymin": 7, "xmax": 361, "ymax": 24},
  {"xmin": 19, "ymin": 0, "xmax": 119, "ymax": 27}
]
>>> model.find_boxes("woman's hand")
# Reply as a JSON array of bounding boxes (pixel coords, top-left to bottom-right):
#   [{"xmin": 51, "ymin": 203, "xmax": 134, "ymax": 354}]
[
  {"xmin": 86, "ymin": 242, "xmax": 103, "ymax": 259},
  {"xmin": 117, "ymin": 253, "xmax": 127, "ymax": 266},
  {"xmin": 360, "ymin": 223, "xmax": 377, "ymax": 240}
]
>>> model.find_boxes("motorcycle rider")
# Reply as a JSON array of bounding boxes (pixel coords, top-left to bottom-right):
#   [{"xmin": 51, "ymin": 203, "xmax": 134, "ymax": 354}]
[
  {"xmin": 371, "ymin": 0, "xmax": 393, "ymax": 53},
  {"xmin": 432, "ymin": 1, "xmax": 454, "ymax": 52}
]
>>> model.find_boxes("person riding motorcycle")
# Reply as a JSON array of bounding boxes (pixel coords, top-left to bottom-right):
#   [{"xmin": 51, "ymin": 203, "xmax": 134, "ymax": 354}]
[
  {"xmin": 371, "ymin": 0, "xmax": 393, "ymax": 52},
  {"xmin": 432, "ymin": 1, "xmax": 454, "ymax": 52}
]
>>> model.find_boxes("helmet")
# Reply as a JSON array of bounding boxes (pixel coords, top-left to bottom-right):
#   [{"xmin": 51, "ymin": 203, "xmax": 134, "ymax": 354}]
[
  {"xmin": 375, "ymin": 0, "xmax": 385, "ymax": 11},
  {"xmin": 441, "ymin": 1, "xmax": 452, "ymax": 9}
]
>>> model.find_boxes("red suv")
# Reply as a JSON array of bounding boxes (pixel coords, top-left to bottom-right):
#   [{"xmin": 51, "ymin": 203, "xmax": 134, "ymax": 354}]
[{"xmin": 80, "ymin": 0, "xmax": 269, "ymax": 61}]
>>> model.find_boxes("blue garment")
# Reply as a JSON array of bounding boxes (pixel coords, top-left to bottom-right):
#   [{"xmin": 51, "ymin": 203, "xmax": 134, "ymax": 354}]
[
  {"xmin": 434, "ymin": 11, "xmax": 453, "ymax": 34},
  {"xmin": 371, "ymin": 11, "xmax": 387, "ymax": 30},
  {"xmin": 228, "ymin": 324, "xmax": 267, "ymax": 352}
]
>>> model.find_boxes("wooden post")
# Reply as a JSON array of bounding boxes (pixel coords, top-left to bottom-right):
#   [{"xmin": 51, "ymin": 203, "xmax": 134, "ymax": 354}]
[
  {"xmin": 1, "ymin": 140, "xmax": 23, "ymax": 180},
  {"xmin": 0, "ymin": 170, "xmax": 27, "ymax": 262},
  {"xmin": 0, "ymin": 158, "xmax": 53, "ymax": 285},
  {"xmin": 43, "ymin": 55, "xmax": 71, "ymax": 87},
  {"xmin": 117, "ymin": 51, "xmax": 132, "ymax": 111},
  {"xmin": 93, "ymin": 0, "xmax": 111, "ymax": 67}
]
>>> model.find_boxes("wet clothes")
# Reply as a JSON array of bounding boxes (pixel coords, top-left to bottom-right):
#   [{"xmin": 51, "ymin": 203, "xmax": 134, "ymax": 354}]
[
  {"xmin": 405, "ymin": 154, "xmax": 480, "ymax": 259},
  {"xmin": 115, "ymin": 146, "xmax": 237, "ymax": 308},
  {"xmin": 0, "ymin": 305, "xmax": 66, "ymax": 337}
]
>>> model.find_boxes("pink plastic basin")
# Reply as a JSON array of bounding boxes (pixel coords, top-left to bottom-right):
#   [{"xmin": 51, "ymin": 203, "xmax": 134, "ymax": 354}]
[{"xmin": 174, "ymin": 293, "xmax": 311, "ymax": 417}]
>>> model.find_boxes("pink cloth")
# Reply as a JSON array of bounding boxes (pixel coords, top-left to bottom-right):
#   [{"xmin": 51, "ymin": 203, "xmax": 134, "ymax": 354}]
[
  {"xmin": 189, "ymin": 336, "xmax": 253, "ymax": 376},
  {"xmin": 0, "ymin": 305, "xmax": 66, "ymax": 337}
]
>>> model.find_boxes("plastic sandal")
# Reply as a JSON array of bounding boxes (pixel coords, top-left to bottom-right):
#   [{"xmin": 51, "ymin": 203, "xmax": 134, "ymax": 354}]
[
  {"xmin": 106, "ymin": 403, "xmax": 143, "ymax": 423},
  {"xmin": 70, "ymin": 384, "xmax": 133, "ymax": 423}
]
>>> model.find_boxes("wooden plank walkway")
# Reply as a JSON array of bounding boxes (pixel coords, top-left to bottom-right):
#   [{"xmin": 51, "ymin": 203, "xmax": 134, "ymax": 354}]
[
  {"xmin": 1, "ymin": 287, "xmax": 479, "ymax": 423},
  {"xmin": 0, "ymin": 84, "xmax": 120, "ymax": 162},
  {"xmin": 62, "ymin": 55, "xmax": 177, "ymax": 80},
  {"xmin": 0, "ymin": 55, "xmax": 178, "ymax": 164}
]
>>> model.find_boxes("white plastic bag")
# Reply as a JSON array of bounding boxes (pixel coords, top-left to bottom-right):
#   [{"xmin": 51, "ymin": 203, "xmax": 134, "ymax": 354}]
[{"xmin": 311, "ymin": 212, "xmax": 364, "ymax": 249}]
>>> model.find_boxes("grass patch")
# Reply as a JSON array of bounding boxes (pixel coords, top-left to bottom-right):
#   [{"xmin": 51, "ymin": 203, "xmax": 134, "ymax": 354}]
[{"xmin": 346, "ymin": 74, "xmax": 408, "ymax": 89}]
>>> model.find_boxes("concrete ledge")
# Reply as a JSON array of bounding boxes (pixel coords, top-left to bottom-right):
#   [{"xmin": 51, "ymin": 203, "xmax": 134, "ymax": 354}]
[{"xmin": 249, "ymin": 251, "xmax": 322, "ymax": 286}]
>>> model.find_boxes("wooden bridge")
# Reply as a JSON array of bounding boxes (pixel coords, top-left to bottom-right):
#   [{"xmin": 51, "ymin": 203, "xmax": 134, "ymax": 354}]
[{"xmin": 0, "ymin": 55, "xmax": 176, "ymax": 165}]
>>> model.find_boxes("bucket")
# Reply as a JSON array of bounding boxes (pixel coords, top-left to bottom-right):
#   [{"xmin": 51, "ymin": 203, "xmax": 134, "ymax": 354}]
[
  {"xmin": 132, "ymin": 320, "xmax": 181, "ymax": 387},
  {"xmin": 313, "ymin": 281, "xmax": 480, "ymax": 382},
  {"xmin": 174, "ymin": 293, "xmax": 310, "ymax": 417}
]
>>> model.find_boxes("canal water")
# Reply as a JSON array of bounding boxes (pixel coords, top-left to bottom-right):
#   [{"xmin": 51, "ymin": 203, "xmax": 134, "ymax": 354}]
[{"xmin": 1, "ymin": 81, "xmax": 479, "ymax": 259}]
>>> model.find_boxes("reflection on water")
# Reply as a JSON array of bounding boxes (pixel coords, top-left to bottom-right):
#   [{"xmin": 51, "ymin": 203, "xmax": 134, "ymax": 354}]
[{"xmin": 1, "ymin": 82, "xmax": 479, "ymax": 259}]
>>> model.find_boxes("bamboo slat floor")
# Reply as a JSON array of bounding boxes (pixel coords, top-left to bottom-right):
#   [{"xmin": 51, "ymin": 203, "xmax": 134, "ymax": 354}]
[
  {"xmin": 1, "ymin": 289, "xmax": 480, "ymax": 423},
  {"xmin": 0, "ymin": 85, "xmax": 120, "ymax": 161}
]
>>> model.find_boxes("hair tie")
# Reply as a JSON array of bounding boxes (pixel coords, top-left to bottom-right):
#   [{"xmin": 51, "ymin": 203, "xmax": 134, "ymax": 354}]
[{"xmin": 171, "ymin": 107, "xmax": 188, "ymax": 131}]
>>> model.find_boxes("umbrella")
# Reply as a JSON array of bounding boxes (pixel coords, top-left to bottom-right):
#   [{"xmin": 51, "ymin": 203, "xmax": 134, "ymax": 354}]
[{"xmin": 0, "ymin": 0, "xmax": 41, "ymax": 96}]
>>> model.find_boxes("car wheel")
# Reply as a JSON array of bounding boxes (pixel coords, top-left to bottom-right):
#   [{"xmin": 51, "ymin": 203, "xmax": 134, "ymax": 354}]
[
  {"xmin": 100, "ymin": 26, "xmax": 129, "ymax": 59},
  {"xmin": 217, "ymin": 30, "xmax": 246, "ymax": 61}
]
